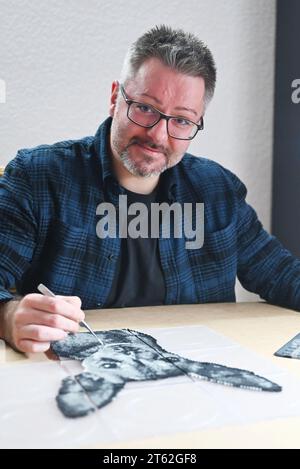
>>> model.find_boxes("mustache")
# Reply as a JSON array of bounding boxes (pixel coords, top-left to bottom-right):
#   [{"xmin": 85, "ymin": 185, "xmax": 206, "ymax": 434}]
[{"xmin": 128, "ymin": 138, "xmax": 168, "ymax": 156}]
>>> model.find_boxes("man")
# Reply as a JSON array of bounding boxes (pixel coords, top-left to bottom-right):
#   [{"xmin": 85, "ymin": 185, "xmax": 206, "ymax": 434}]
[{"xmin": 1, "ymin": 25, "xmax": 300, "ymax": 354}]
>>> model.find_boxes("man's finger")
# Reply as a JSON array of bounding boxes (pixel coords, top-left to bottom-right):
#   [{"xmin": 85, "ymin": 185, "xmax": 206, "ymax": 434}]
[
  {"xmin": 19, "ymin": 324, "xmax": 68, "ymax": 342},
  {"xmin": 57, "ymin": 295, "xmax": 82, "ymax": 308},
  {"xmin": 16, "ymin": 308, "xmax": 80, "ymax": 333},
  {"xmin": 18, "ymin": 339, "xmax": 51, "ymax": 353},
  {"xmin": 22, "ymin": 294, "xmax": 84, "ymax": 322}
]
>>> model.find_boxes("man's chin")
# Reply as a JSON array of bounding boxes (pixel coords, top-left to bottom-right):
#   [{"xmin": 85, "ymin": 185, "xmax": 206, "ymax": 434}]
[
  {"xmin": 121, "ymin": 154, "xmax": 167, "ymax": 177},
  {"xmin": 124, "ymin": 162, "xmax": 167, "ymax": 178},
  {"xmin": 132, "ymin": 168, "xmax": 166, "ymax": 178}
]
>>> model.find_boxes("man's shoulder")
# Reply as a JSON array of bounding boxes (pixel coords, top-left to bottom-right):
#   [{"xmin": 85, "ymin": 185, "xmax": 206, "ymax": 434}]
[
  {"xmin": 3, "ymin": 134, "xmax": 99, "ymax": 189},
  {"xmin": 7, "ymin": 117, "xmax": 112, "ymax": 181},
  {"xmin": 180, "ymin": 153, "xmax": 236, "ymax": 181},
  {"xmin": 178, "ymin": 153, "xmax": 247, "ymax": 198},
  {"xmin": 14, "ymin": 134, "xmax": 95, "ymax": 169}
]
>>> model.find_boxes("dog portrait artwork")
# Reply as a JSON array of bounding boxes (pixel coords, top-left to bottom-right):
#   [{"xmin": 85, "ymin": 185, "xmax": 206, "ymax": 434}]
[{"xmin": 51, "ymin": 329, "xmax": 282, "ymax": 418}]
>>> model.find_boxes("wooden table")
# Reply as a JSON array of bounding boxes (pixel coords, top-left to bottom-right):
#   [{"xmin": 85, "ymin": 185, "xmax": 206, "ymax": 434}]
[{"xmin": 2, "ymin": 301, "xmax": 300, "ymax": 448}]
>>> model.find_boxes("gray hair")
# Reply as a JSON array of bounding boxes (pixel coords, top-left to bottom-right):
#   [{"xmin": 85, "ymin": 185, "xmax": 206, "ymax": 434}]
[{"xmin": 120, "ymin": 25, "xmax": 217, "ymax": 107}]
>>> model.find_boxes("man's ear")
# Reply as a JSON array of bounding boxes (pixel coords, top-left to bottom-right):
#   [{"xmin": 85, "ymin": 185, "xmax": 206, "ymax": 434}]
[{"xmin": 109, "ymin": 81, "xmax": 119, "ymax": 117}]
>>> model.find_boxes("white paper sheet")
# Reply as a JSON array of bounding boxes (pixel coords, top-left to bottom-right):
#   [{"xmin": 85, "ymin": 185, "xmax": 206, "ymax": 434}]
[{"xmin": 0, "ymin": 325, "xmax": 299, "ymax": 448}]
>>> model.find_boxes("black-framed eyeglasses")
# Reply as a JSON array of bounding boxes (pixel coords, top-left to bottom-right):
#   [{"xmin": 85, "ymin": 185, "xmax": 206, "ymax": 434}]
[{"xmin": 120, "ymin": 84, "xmax": 204, "ymax": 141}]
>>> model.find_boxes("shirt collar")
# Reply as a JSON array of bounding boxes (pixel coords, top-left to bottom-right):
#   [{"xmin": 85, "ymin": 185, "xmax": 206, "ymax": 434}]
[{"xmin": 94, "ymin": 116, "xmax": 116, "ymax": 188}]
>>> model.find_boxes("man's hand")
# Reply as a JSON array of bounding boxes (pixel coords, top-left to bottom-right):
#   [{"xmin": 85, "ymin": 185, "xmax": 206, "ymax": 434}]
[{"xmin": 0, "ymin": 294, "xmax": 85, "ymax": 353}]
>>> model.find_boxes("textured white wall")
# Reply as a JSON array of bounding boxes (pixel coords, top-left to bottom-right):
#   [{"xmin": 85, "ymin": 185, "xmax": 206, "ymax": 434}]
[{"xmin": 0, "ymin": 0, "xmax": 276, "ymax": 301}]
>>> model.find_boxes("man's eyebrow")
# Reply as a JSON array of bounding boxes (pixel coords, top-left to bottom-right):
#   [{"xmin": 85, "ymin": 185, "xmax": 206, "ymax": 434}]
[
  {"xmin": 174, "ymin": 106, "xmax": 198, "ymax": 117},
  {"xmin": 140, "ymin": 93, "xmax": 198, "ymax": 117},
  {"xmin": 140, "ymin": 92, "xmax": 162, "ymax": 104}
]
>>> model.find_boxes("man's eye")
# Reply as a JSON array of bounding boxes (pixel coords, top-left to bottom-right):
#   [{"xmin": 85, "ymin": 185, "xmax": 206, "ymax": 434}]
[
  {"xmin": 173, "ymin": 118, "xmax": 192, "ymax": 127},
  {"xmin": 136, "ymin": 104, "xmax": 154, "ymax": 114}
]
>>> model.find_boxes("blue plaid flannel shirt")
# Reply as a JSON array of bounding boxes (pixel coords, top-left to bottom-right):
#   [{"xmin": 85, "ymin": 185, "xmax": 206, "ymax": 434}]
[{"xmin": 1, "ymin": 117, "xmax": 300, "ymax": 310}]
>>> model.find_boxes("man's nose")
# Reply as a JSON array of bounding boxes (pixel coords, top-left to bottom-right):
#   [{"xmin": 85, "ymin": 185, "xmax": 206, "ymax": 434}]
[{"xmin": 146, "ymin": 118, "xmax": 169, "ymax": 145}]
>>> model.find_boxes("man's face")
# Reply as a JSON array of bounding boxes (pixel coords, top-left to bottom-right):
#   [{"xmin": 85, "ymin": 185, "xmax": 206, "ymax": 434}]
[{"xmin": 109, "ymin": 58, "xmax": 205, "ymax": 178}]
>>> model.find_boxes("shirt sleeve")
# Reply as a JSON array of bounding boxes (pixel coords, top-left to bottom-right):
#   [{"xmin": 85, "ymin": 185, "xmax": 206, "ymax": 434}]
[
  {"xmin": 0, "ymin": 151, "xmax": 37, "ymax": 302},
  {"xmin": 228, "ymin": 170, "xmax": 300, "ymax": 311}
]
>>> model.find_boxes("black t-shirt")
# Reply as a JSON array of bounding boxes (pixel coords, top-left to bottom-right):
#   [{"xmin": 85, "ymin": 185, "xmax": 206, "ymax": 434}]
[{"xmin": 105, "ymin": 186, "xmax": 166, "ymax": 308}]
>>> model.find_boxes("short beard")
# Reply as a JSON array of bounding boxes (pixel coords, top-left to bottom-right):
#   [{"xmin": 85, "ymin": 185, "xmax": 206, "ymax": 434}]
[{"xmin": 120, "ymin": 149, "xmax": 168, "ymax": 178}]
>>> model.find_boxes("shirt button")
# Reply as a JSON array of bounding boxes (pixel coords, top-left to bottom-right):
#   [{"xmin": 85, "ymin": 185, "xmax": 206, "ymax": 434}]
[
  {"xmin": 107, "ymin": 254, "xmax": 116, "ymax": 261},
  {"xmin": 97, "ymin": 302, "xmax": 102, "ymax": 307}
]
